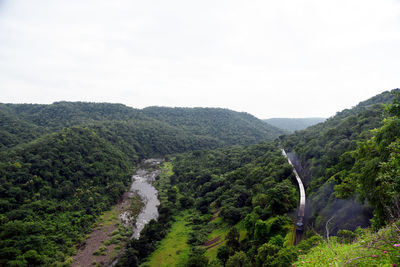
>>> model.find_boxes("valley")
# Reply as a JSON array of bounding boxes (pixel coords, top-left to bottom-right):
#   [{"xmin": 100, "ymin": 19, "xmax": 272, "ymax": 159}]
[
  {"xmin": 72, "ymin": 159, "xmax": 162, "ymax": 267},
  {"xmin": 0, "ymin": 89, "xmax": 400, "ymax": 266}
]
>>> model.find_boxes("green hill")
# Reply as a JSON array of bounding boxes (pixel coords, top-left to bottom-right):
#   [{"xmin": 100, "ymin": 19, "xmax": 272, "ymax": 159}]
[
  {"xmin": 0, "ymin": 101, "xmax": 284, "ymax": 265},
  {"xmin": 0, "ymin": 127, "xmax": 133, "ymax": 265},
  {"xmin": 263, "ymin": 117, "xmax": 326, "ymax": 132},
  {"xmin": 143, "ymin": 106, "xmax": 285, "ymax": 145},
  {"xmin": 281, "ymin": 88, "xmax": 400, "ymax": 233},
  {"xmin": 0, "ymin": 102, "xmax": 284, "ymax": 151},
  {"xmin": 2, "ymin": 89, "xmax": 400, "ymax": 266}
]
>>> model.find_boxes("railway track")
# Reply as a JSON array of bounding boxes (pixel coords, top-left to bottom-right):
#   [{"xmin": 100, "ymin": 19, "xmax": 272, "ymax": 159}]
[{"xmin": 281, "ymin": 149, "xmax": 306, "ymax": 245}]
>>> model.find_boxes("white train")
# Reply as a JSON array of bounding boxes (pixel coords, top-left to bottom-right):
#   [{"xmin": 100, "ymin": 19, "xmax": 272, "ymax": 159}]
[{"xmin": 281, "ymin": 149, "xmax": 306, "ymax": 243}]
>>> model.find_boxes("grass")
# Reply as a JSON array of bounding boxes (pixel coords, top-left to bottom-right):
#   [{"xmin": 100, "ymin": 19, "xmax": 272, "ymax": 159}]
[
  {"xmin": 93, "ymin": 245, "xmax": 107, "ymax": 256},
  {"xmin": 97, "ymin": 208, "xmax": 119, "ymax": 226},
  {"xmin": 153, "ymin": 161, "xmax": 174, "ymax": 206},
  {"xmin": 285, "ymin": 223, "xmax": 296, "ymax": 246},
  {"xmin": 293, "ymin": 223, "xmax": 400, "ymax": 267},
  {"xmin": 75, "ymin": 182, "xmax": 142, "ymax": 264},
  {"xmin": 160, "ymin": 161, "xmax": 174, "ymax": 178},
  {"xmin": 128, "ymin": 192, "xmax": 145, "ymax": 224},
  {"xmin": 204, "ymin": 217, "xmax": 247, "ymax": 261},
  {"xmin": 141, "ymin": 161, "xmax": 193, "ymax": 266},
  {"xmin": 141, "ymin": 211, "xmax": 192, "ymax": 267}
]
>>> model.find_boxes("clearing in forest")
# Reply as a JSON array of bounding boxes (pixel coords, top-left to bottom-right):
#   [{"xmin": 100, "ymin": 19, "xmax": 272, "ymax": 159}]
[{"xmin": 142, "ymin": 211, "xmax": 192, "ymax": 267}]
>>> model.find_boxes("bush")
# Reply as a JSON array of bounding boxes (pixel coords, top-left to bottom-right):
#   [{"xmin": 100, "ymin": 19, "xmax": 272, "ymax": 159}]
[
  {"xmin": 337, "ymin": 229, "xmax": 357, "ymax": 244},
  {"xmin": 226, "ymin": 251, "xmax": 251, "ymax": 267},
  {"xmin": 93, "ymin": 245, "xmax": 107, "ymax": 256}
]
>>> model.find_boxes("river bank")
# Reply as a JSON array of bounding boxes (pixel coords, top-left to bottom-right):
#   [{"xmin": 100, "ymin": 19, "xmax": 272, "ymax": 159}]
[{"xmin": 71, "ymin": 159, "xmax": 162, "ymax": 267}]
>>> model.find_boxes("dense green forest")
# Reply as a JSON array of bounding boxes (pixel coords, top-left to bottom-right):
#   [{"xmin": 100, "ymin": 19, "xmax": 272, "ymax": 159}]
[
  {"xmin": 288, "ymin": 89, "xmax": 400, "ymax": 266},
  {"xmin": 117, "ymin": 143, "xmax": 303, "ymax": 266},
  {"xmin": 0, "ymin": 102, "xmax": 283, "ymax": 266},
  {"xmin": 117, "ymin": 89, "xmax": 400, "ymax": 266},
  {"xmin": 0, "ymin": 127, "xmax": 133, "ymax": 266},
  {"xmin": 280, "ymin": 89, "xmax": 399, "ymax": 233},
  {"xmin": 142, "ymin": 107, "xmax": 284, "ymax": 145},
  {"xmin": 263, "ymin": 118, "xmax": 326, "ymax": 132},
  {"xmin": 1, "ymin": 89, "xmax": 400, "ymax": 266},
  {"xmin": 0, "ymin": 102, "xmax": 284, "ymax": 151}
]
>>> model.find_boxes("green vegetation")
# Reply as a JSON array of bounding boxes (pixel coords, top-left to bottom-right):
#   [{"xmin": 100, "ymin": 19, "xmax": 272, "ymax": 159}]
[
  {"xmin": 143, "ymin": 106, "xmax": 285, "ymax": 145},
  {"xmin": 115, "ymin": 162, "xmax": 179, "ymax": 266},
  {"xmin": 0, "ymin": 127, "xmax": 133, "ymax": 266},
  {"xmin": 127, "ymin": 142, "xmax": 299, "ymax": 266},
  {"xmin": 286, "ymin": 90, "xmax": 400, "ymax": 266},
  {"xmin": 281, "ymin": 88, "xmax": 399, "ymax": 233},
  {"xmin": 204, "ymin": 219, "xmax": 246, "ymax": 261},
  {"xmin": 293, "ymin": 221, "xmax": 400, "ymax": 266},
  {"xmin": 2, "ymin": 89, "xmax": 400, "ymax": 266},
  {"xmin": 0, "ymin": 101, "xmax": 284, "ymax": 266},
  {"xmin": 142, "ymin": 211, "xmax": 192, "ymax": 267},
  {"xmin": 263, "ymin": 117, "xmax": 326, "ymax": 132},
  {"xmin": 0, "ymin": 102, "xmax": 284, "ymax": 154},
  {"xmin": 133, "ymin": 89, "xmax": 400, "ymax": 267}
]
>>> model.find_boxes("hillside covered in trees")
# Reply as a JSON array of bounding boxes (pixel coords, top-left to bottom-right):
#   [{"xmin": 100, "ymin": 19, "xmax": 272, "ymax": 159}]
[
  {"xmin": 1, "ymin": 89, "xmax": 400, "ymax": 266},
  {"xmin": 0, "ymin": 102, "xmax": 284, "ymax": 153},
  {"xmin": 280, "ymin": 88, "xmax": 399, "ymax": 233},
  {"xmin": 263, "ymin": 117, "xmax": 326, "ymax": 132},
  {"xmin": 143, "ymin": 107, "xmax": 284, "ymax": 145},
  {"xmin": 0, "ymin": 102, "xmax": 283, "ymax": 266},
  {"xmin": 116, "ymin": 89, "xmax": 400, "ymax": 267}
]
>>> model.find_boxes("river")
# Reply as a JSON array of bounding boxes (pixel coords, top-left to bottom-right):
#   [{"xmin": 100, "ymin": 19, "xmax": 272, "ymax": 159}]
[
  {"xmin": 111, "ymin": 159, "xmax": 162, "ymax": 266},
  {"xmin": 124, "ymin": 158, "xmax": 162, "ymax": 239}
]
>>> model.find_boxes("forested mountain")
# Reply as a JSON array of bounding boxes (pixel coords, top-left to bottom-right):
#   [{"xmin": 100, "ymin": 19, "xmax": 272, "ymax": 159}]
[
  {"xmin": 0, "ymin": 102, "xmax": 284, "ymax": 152},
  {"xmin": 263, "ymin": 117, "xmax": 326, "ymax": 132},
  {"xmin": 2, "ymin": 89, "xmax": 400, "ymax": 266},
  {"xmin": 119, "ymin": 89, "xmax": 400, "ymax": 267},
  {"xmin": 89, "ymin": 121, "xmax": 221, "ymax": 161},
  {"xmin": 0, "ymin": 101, "xmax": 283, "ymax": 266},
  {"xmin": 281, "ymin": 88, "xmax": 399, "ymax": 233},
  {"xmin": 0, "ymin": 109, "xmax": 47, "ymax": 150},
  {"xmin": 0, "ymin": 127, "xmax": 133, "ymax": 265},
  {"xmin": 285, "ymin": 89, "xmax": 400, "ymax": 266},
  {"xmin": 0, "ymin": 102, "xmax": 149, "ymax": 130},
  {"xmin": 143, "ymin": 107, "xmax": 284, "ymax": 145}
]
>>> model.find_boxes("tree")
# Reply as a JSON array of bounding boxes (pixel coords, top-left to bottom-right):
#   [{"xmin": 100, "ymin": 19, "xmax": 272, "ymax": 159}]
[
  {"xmin": 386, "ymin": 91, "xmax": 400, "ymax": 117},
  {"xmin": 217, "ymin": 246, "xmax": 230, "ymax": 265},
  {"xmin": 254, "ymin": 220, "xmax": 269, "ymax": 244},
  {"xmin": 186, "ymin": 248, "xmax": 208, "ymax": 267},
  {"xmin": 226, "ymin": 227, "xmax": 240, "ymax": 252},
  {"xmin": 221, "ymin": 206, "xmax": 242, "ymax": 224},
  {"xmin": 256, "ymin": 243, "xmax": 280, "ymax": 267},
  {"xmin": 226, "ymin": 251, "xmax": 250, "ymax": 267}
]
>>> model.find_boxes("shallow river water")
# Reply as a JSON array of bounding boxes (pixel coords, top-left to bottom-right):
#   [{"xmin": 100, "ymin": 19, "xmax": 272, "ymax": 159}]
[
  {"xmin": 111, "ymin": 159, "xmax": 162, "ymax": 266},
  {"xmin": 128, "ymin": 159, "xmax": 161, "ymax": 238}
]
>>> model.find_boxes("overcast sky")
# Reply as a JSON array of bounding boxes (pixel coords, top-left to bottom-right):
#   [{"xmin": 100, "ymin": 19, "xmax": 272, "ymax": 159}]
[{"xmin": 0, "ymin": 0, "xmax": 399, "ymax": 118}]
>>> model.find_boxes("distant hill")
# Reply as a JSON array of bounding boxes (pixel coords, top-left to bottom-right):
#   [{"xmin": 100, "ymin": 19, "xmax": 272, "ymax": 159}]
[
  {"xmin": 263, "ymin": 117, "xmax": 326, "ymax": 132},
  {"xmin": 0, "ymin": 102, "xmax": 285, "ymax": 153},
  {"xmin": 142, "ymin": 106, "xmax": 285, "ymax": 145}
]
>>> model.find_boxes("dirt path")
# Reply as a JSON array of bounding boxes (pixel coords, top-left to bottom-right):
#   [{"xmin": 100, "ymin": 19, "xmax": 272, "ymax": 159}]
[
  {"xmin": 206, "ymin": 240, "xmax": 224, "ymax": 249},
  {"xmin": 72, "ymin": 192, "xmax": 132, "ymax": 267},
  {"xmin": 72, "ymin": 160, "xmax": 162, "ymax": 266},
  {"xmin": 203, "ymin": 236, "xmax": 221, "ymax": 247},
  {"xmin": 209, "ymin": 210, "xmax": 221, "ymax": 222}
]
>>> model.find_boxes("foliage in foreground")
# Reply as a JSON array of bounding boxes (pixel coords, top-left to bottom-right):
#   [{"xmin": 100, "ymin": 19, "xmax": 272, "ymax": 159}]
[{"xmin": 294, "ymin": 221, "xmax": 400, "ymax": 266}]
